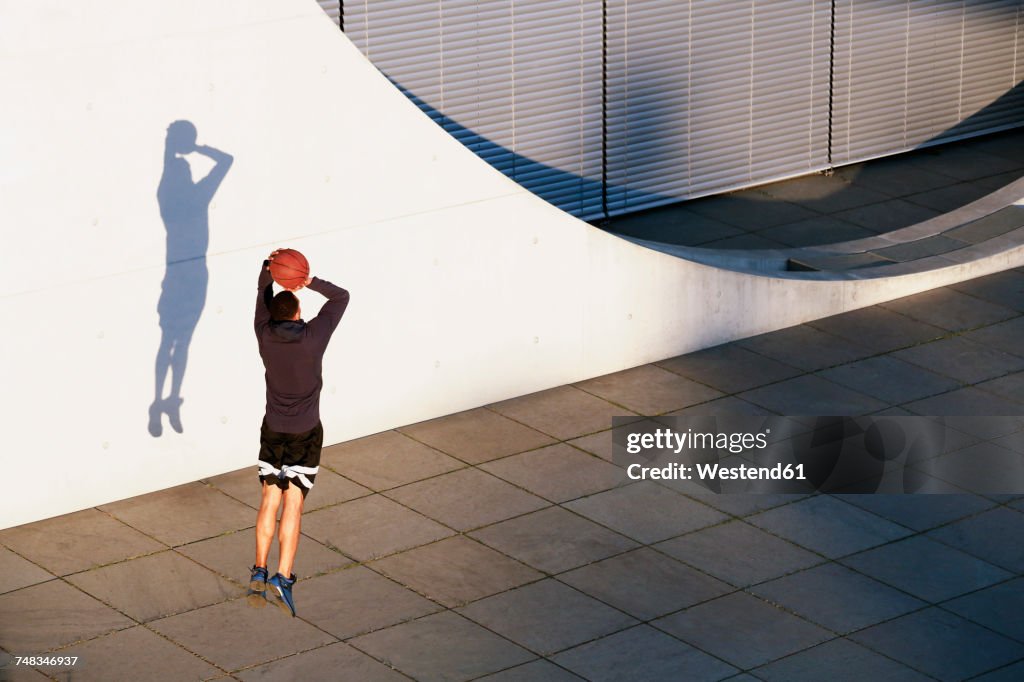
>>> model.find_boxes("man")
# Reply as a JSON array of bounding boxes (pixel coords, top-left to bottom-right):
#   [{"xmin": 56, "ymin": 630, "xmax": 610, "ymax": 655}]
[{"xmin": 251, "ymin": 250, "xmax": 350, "ymax": 616}]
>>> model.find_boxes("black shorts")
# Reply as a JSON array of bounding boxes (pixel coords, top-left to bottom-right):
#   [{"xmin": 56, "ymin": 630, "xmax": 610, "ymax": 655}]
[{"xmin": 257, "ymin": 419, "xmax": 323, "ymax": 497}]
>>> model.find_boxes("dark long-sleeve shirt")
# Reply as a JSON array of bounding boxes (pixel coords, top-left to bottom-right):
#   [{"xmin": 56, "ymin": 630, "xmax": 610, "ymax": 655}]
[{"xmin": 254, "ymin": 263, "xmax": 350, "ymax": 433}]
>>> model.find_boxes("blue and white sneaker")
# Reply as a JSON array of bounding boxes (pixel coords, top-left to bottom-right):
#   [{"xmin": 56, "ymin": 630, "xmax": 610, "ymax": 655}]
[
  {"xmin": 247, "ymin": 565, "xmax": 269, "ymax": 607},
  {"xmin": 268, "ymin": 572, "xmax": 297, "ymax": 617},
  {"xmin": 249, "ymin": 565, "xmax": 269, "ymax": 593}
]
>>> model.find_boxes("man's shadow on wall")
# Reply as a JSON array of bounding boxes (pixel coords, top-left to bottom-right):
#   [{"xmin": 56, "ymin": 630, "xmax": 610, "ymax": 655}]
[{"xmin": 149, "ymin": 120, "xmax": 233, "ymax": 437}]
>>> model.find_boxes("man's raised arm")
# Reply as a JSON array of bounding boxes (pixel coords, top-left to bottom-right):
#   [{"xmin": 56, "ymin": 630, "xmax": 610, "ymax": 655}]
[
  {"xmin": 306, "ymin": 277, "xmax": 350, "ymax": 338},
  {"xmin": 255, "ymin": 260, "xmax": 274, "ymax": 334}
]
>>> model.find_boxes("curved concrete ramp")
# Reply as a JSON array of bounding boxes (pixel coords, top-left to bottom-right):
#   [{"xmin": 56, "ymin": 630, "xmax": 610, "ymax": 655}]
[{"xmin": 3, "ymin": 0, "xmax": 1022, "ymax": 527}]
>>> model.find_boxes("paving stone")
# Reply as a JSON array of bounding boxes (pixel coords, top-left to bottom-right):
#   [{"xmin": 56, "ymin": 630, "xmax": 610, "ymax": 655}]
[
  {"xmin": 761, "ymin": 217, "xmax": 878, "ymax": 247},
  {"xmin": 997, "ymin": 428, "xmax": 1024, "ymax": 455},
  {"xmin": 476, "ymin": 658, "xmax": 584, "ymax": 681},
  {"xmin": 839, "ymin": 163, "xmax": 958, "ymax": 198},
  {"xmin": 552, "ymin": 625, "xmax": 738, "ymax": 682},
  {"xmin": 66, "ymin": 550, "xmax": 237, "ymax": 622},
  {"xmin": 906, "ymin": 388, "xmax": 1024, "ymax": 418},
  {"xmin": 204, "ymin": 465, "xmax": 370, "ymax": 511},
  {"xmin": 972, "ymin": 660, "xmax": 1024, "ymax": 681},
  {"xmin": 655, "ymin": 520, "xmax": 823, "ymax": 587},
  {"xmin": 945, "ymin": 577, "xmax": 1024, "ymax": 643},
  {"xmin": 873, "ymin": 235, "xmax": 969, "ymax": 261},
  {"xmin": 318, "ymin": 430, "xmax": 464, "ymax": 491},
  {"xmin": 0, "ymin": 580, "xmax": 134, "ymax": 653},
  {"xmin": 752, "ymin": 563, "xmax": 925, "ymax": 633},
  {"xmin": 920, "ymin": 148, "xmax": 1023, "ymax": 182},
  {"xmin": 952, "ymin": 270, "xmax": 1024, "ymax": 312},
  {"xmin": 41, "ymin": 625, "xmax": 221, "ymax": 682},
  {"xmin": 559, "ymin": 548, "xmax": 731, "ymax": 620},
  {"xmin": 0, "ymin": 653, "xmax": 50, "ymax": 682},
  {"xmin": 700, "ymin": 232, "xmax": 789, "ymax": 250},
  {"xmin": 970, "ymin": 131, "xmax": 1024, "ymax": 162},
  {"xmin": 457, "ymin": 579, "xmax": 637, "ymax": 655},
  {"xmin": 297, "ymin": 566, "xmax": 441, "ymax": 640},
  {"xmin": 831, "ymin": 199, "xmax": 941, "ymax": 232},
  {"xmin": 898, "ymin": 337, "xmax": 1024, "ymax": 386},
  {"xmin": 850, "ymin": 608, "xmax": 1024, "ymax": 681},
  {"xmin": 98, "ymin": 483, "xmax": 255, "ymax": 547},
  {"xmin": 609, "ymin": 205, "xmax": 744, "ymax": 246},
  {"xmin": 947, "ymin": 208, "xmax": 1024, "ymax": 245},
  {"xmin": 925, "ymin": 442, "xmax": 1024, "ymax": 495},
  {"xmin": 752, "ymin": 637, "xmax": 932, "ymax": 681},
  {"xmin": 149, "ymin": 597, "xmax": 335, "ymax": 672},
  {"xmin": 564, "ymin": 482, "xmax": 727, "ymax": 544},
  {"xmin": 0, "ymin": 548, "xmax": 54, "ymax": 595},
  {"xmin": 350, "ymin": 611, "xmax": 534, "ymax": 681},
  {"xmin": 686, "ymin": 192, "xmax": 820, "ymax": 229},
  {"xmin": 489, "ymin": 385, "xmax": 629, "ymax": 440},
  {"xmin": 575, "ymin": 364, "xmax": 724, "ymax": 415},
  {"xmin": 0, "ymin": 509, "xmax": 164, "ymax": 576},
  {"xmin": 480, "ymin": 444, "xmax": 626, "ymax": 503},
  {"xmin": 928, "ymin": 507, "xmax": 1024, "ymax": 573},
  {"xmin": 668, "ymin": 396, "xmax": 775, "ymax": 416},
  {"xmin": 469, "ymin": 507, "xmax": 638, "ymax": 574},
  {"xmin": 369, "ymin": 536, "xmax": 541, "ymax": 607},
  {"xmin": 904, "ymin": 181, "xmax": 992, "ymax": 212},
  {"xmin": 738, "ymin": 375, "xmax": 888, "ymax": 416},
  {"xmin": 301, "ymin": 495, "xmax": 453, "ymax": 562},
  {"xmin": 753, "ymin": 170, "xmax": 854, "ymax": 203},
  {"xmin": 882, "ymin": 288, "xmax": 1019, "ymax": 333},
  {"xmin": 236, "ymin": 642, "xmax": 406, "ymax": 682},
  {"xmin": 747, "ymin": 496, "xmax": 911, "ymax": 558},
  {"xmin": 384, "ymin": 468, "xmax": 549, "ymax": 531},
  {"xmin": 398, "ymin": 408, "xmax": 557, "ymax": 464},
  {"xmin": 819, "ymin": 356, "xmax": 960, "ymax": 405},
  {"xmin": 567, "ymin": 429, "xmax": 616, "ymax": 461},
  {"xmin": 738, "ymin": 326, "xmax": 874, "ymax": 372},
  {"xmin": 684, "ymin": 492, "xmax": 808, "ymax": 518},
  {"xmin": 657, "ymin": 344, "xmax": 802, "ymax": 394},
  {"xmin": 977, "ymin": 372, "xmax": 1024, "ymax": 405},
  {"xmin": 653, "ymin": 592, "xmax": 831, "ymax": 670},
  {"xmin": 176, "ymin": 528, "xmax": 351, "ymax": 582},
  {"xmin": 948, "ymin": 415, "xmax": 1024, "ymax": 442},
  {"xmin": 838, "ymin": 494, "xmax": 994, "ymax": 531},
  {"xmin": 964, "ymin": 316, "xmax": 1024, "ymax": 358}
]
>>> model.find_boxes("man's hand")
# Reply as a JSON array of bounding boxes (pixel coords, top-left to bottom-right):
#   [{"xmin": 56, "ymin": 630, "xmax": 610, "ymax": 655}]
[
  {"xmin": 266, "ymin": 249, "xmax": 283, "ymax": 269},
  {"xmin": 287, "ymin": 277, "xmax": 312, "ymax": 292}
]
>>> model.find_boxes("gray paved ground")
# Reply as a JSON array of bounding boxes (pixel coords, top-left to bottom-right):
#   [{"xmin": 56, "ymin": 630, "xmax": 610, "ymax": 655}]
[
  {"xmin": 605, "ymin": 128, "xmax": 1024, "ymax": 249},
  {"xmin": 1, "ymin": 266, "xmax": 1022, "ymax": 681}
]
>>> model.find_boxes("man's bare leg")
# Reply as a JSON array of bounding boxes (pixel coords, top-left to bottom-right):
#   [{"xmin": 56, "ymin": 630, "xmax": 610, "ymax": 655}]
[
  {"xmin": 277, "ymin": 483, "xmax": 305, "ymax": 578},
  {"xmin": 255, "ymin": 482, "xmax": 283, "ymax": 569}
]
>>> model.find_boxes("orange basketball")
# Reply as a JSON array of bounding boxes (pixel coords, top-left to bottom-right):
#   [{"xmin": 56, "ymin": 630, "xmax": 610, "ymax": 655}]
[{"xmin": 269, "ymin": 249, "xmax": 310, "ymax": 289}]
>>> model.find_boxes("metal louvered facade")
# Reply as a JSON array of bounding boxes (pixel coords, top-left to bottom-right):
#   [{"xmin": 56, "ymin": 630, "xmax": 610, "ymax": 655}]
[
  {"xmin": 605, "ymin": 0, "xmax": 831, "ymax": 214},
  {"xmin": 344, "ymin": 2, "xmax": 604, "ymax": 218},
  {"xmin": 334, "ymin": 1, "xmax": 1024, "ymax": 221},
  {"xmin": 832, "ymin": 0, "xmax": 1024, "ymax": 166}
]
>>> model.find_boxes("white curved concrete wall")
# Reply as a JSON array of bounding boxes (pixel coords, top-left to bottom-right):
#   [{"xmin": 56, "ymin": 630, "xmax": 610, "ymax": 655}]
[{"xmin": 2, "ymin": 0, "xmax": 1021, "ymax": 529}]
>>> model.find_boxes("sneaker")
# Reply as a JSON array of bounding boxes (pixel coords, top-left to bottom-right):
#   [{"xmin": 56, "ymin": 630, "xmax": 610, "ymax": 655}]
[
  {"xmin": 249, "ymin": 565, "xmax": 269, "ymax": 593},
  {"xmin": 268, "ymin": 572, "xmax": 297, "ymax": 617},
  {"xmin": 247, "ymin": 565, "xmax": 269, "ymax": 608}
]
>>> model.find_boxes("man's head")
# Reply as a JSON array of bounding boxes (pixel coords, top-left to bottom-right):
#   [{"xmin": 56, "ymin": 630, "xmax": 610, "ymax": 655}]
[{"xmin": 270, "ymin": 291, "xmax": 301, "ymax": 321}]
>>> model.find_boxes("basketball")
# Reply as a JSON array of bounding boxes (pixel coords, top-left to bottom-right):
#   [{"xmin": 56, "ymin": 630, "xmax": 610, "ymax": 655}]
[{"xmin": 269, "ymin": 249, "xmax": 310, "ymax": 289}]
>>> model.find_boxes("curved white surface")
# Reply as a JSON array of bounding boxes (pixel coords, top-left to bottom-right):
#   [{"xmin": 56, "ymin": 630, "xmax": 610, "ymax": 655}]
[{"xmin": 2, "ymin": 0, "xmax": 1022, "ymax": 528}]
